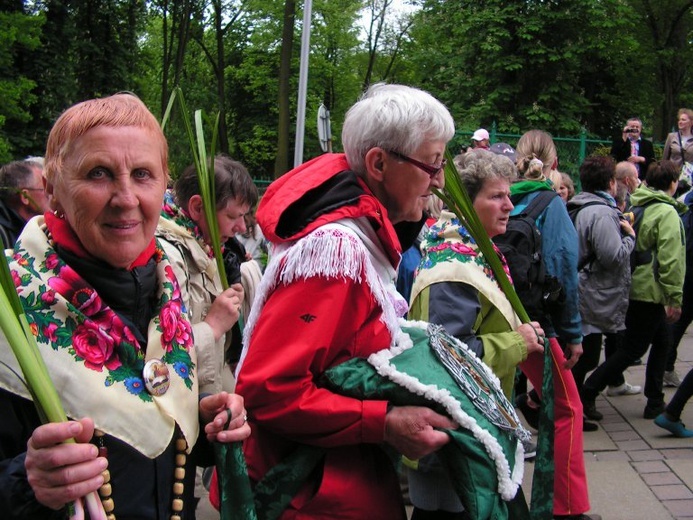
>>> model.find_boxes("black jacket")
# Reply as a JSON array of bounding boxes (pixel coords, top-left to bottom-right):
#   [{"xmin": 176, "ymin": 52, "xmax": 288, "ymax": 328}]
[
  {"xmin": 0, "ymin": 201, "xmax": 26, "ymax": 249},
  {"xmin": 610, "ymin": 137, "xmax": 656, "ymax": 180}
]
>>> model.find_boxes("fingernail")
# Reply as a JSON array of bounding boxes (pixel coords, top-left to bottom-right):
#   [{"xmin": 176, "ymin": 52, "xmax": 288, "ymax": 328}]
[{"xmin": 68, "ymin": 422, "xmax": 81, "ymax": 435}]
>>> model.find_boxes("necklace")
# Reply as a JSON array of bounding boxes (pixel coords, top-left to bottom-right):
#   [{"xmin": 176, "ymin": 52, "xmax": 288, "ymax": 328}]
[{"xmin": 94, "ymin": 427, "xmax": 188, "ymax": 520}]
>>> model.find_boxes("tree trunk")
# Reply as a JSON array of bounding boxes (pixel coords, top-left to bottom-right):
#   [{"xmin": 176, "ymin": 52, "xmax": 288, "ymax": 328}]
[
  {"xmin": 212, "ymin": 0, "xmax": 229, "ymax": 154},
  {"xmin": 274, "ymin": 0, "xmax": 296, "ymax": 178}
]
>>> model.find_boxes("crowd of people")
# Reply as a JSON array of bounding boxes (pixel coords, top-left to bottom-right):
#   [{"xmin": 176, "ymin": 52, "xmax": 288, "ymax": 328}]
[{"xmin": 0, "ymin": 86, "xmax": 691, "ymax": 520}]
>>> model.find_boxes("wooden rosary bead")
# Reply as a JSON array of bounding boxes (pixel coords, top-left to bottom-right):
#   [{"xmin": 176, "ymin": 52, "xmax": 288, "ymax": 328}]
[
  {"xmin": 99, "ymin": 483, "xmax": 112, "ymax": 497},
  {"xmin": 102, "ymin": 498, "xmax": 115, "ymax": 513},
  {"xmin": 93, "ymin": 428, "xmax": 188, "ymax": 518}
]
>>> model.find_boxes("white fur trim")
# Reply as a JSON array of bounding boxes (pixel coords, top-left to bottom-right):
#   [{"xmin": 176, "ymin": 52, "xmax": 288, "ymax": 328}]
[{"xmin": 368, "ymin": 319, "xmax": 524, "ymax": 500}]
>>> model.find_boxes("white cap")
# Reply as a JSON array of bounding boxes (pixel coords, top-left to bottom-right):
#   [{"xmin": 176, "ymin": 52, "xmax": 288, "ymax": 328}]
[{"xmin": 472, "ymin": 128, "xmax": 490, "ymax": 141}]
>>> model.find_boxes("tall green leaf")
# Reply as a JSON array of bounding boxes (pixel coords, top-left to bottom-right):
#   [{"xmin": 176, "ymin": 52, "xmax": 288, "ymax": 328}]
[
  {"xmin": 162, "ymin": 88, "xmax": 227, "ymax": 289},
  {"xmin": 434, "ymin": 148, "xmax": 530, "ymax": 323}
]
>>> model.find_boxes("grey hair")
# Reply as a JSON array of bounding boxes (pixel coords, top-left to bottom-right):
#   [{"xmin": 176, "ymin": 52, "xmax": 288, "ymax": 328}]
[
  {"xmin": 456, "ymin": 149, "xmax": 517, "ymax": 201},
  {"xmin": 24, "ymin": 156, "xmax": 45, "ymax": 167},
  {"xmin": 342, "ymin": 83, "xmax": 455, "ymax": 174}
]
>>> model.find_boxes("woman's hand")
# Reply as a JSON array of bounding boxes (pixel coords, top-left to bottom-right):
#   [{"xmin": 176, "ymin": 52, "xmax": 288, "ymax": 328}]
[
  {"xmin": 619, "ymin": 218, "xmax": 635, "ymax": 238},
  {"xmin": 562, "ymin": 342, "xmax": 583, "ymax": 369},
  {"xmin": 517, "ymin": 321, "xmax": 545, "ymax": 356},
  {"xmin": 200, "ymin": 391, "xmax": 251, "ymax": 443},
  {"xmin": 384, "ymin": 406, "xmax": 457, "ymax": 460},
  {"xmin": 204, "ymin": 283, "xmax": 244, "ymax": 341},
  {"xmin": 25, "ymin": 418, "xmax": 107, "ymax": 511},
  {"xmin": 665, "ymin": 306, "xmax": 682, "ymax": 323}
]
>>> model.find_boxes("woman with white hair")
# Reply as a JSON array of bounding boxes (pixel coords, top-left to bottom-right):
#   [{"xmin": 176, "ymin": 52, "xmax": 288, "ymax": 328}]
[{"xmin": 221, "ymin": 84, "xmax": 459, "ymax": 519}]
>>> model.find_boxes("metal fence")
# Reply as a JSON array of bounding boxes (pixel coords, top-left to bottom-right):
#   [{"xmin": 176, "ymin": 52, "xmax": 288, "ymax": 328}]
[
  {"xmin": 252, "ymin": 123, "xmax": 665, "ymax": 191},
  {"xmin": 451, "ymin": 126, "xmax": 613, "ymax": 179}
]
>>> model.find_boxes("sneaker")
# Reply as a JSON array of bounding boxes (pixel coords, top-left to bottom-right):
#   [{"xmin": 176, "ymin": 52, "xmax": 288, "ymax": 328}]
[
  {"xmin": 515, "ymin": 393, "xmax": 540, "ymax": 429},
  {"xmin": 606, "ymin": 382, "xmax": 642, "ymax": 396},
  {"xmin": 663, "ymin": 370, "xmax": 681, "ymax": 388},
  {"xmin": 583, "ymin": 418, "xmax": 598, "ymax": 432},
  {"xmin": 643, "ymin": 400, "xmax": 666, "ymax": 419},
  {"xmin": 522, "ymin": 438, "xmax": 537, "ymax": 460},
  {"xmin": 654, "ymin": 414, "xmax": 693, "ymax": 438},
  {"xmin": 583, "ymin": 401, "xmax": 603, "ymax": 421},
  {"xmin": 554, "ymin": 515, "xmax": 602, "ymax": 520}
]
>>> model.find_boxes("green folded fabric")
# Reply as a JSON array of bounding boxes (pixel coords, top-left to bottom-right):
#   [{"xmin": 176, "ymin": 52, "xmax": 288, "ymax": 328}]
[
  {"xmin": 321, "ymin": 320, "xmax": 531, "ymax": 520},
  {"xmin": 216, "ymin": 320, "xmax": 532, "ymax": 520}
]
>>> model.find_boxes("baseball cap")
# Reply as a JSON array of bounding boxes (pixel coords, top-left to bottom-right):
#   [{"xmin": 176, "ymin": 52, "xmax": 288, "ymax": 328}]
[
  {"xmin": 472, "ymin": 128, "xmax": 490, "ymax": 141},
  {"xmin": 489, "ymin": 142, "xmax": 517, "ymax": 163}
]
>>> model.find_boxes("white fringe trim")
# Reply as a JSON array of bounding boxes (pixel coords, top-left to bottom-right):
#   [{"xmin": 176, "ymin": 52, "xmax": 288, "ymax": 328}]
[
  {"xmin": 368, "ymin": 319, "xmax": 524, "ymax": 501},
  {"xmin": 237, "ymin": 222, "xmax": 401, "ymax": 373}
]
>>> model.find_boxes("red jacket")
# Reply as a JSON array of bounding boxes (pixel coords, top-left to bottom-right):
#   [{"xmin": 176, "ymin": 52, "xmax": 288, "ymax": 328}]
[{"xmin": 212, "ymin": 154, "xmax": 407, "ymax": 519}]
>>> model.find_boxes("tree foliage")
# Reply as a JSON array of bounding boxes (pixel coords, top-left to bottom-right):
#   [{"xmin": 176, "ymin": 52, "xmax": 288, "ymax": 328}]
[
  {"xmin": 0, "ymin": 5, "xmax": 43, "ymax": 161},
  {"xmin": 3, "ymin": 0, "xmax": 693, "ymax": 178},
  {"xmin": 409, "ymin": 0, "xmax": 641, "ymax": 138}
]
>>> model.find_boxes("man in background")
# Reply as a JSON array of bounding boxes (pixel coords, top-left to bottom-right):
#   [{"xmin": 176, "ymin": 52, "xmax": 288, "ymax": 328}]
[
  {"xmin": 471, "ymin": 128, "xmax": 490, "ymax": 150},
  {"xmin": 0, "ymin": 158, "xmax": 49, "ymax": 249},
  {"xmin": 611, "ymin": 118, "xmax": 655, "ymax": 180}
]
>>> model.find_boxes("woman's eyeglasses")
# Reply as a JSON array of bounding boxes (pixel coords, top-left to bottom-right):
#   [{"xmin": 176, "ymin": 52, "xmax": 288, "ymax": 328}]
[{"xmin": 388, "ymin": 150, "xmax": 446, "ymax": 178}]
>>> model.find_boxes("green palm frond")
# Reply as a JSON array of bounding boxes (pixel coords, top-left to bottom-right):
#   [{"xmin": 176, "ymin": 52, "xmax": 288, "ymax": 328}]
[
  {"xmin": 434, "ymin": 148, "xmax": 530, "ymax": 323},
  {"xmin": 162, "ymin": 88, "xmax": 228, "ymax": 290}
]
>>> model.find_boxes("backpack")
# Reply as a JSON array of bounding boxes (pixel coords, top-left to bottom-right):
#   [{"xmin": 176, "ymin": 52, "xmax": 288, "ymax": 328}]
[
  {"xmin": 493, "ymin": 190, "xmax": 563, "ymax": 323},
  {"xmin": 567, "ymin": 200, "xmax": 607, "ymax": 271}
]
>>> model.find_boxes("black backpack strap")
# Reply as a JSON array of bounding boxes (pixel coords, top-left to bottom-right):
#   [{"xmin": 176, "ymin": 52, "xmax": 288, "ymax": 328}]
[
  {"xmin": 568, "ymin": 200, "xmax": 608, "ymax": 271},
  {"xmin": 631, "ymin": 199, "xmax": 659, "ymax": 231},
  {"xmin": 514, "ymin": 190, "xmax": 559, "ymax": 221},
  {"xmin": 568, "ymin": 200, "xmax": 606, "ymax": 224},
  {"xmin": 630, "ymin": 199, "xmax": 660, "ymax": 272}
]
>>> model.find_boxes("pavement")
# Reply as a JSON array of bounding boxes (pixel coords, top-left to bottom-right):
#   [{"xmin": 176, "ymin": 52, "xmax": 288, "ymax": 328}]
[
  {"xmin": 197, "ymin": 332, "xmax": 693, "ymax": 520},
  {"xmin": 521, "ymin": 332, "xmax": 693, "ymax": 520}
]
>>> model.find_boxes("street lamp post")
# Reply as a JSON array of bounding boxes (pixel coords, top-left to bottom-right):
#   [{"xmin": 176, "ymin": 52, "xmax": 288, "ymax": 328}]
[{"xmin": 294, "ymin": 0, "xmax": 313, "ymax": 167}]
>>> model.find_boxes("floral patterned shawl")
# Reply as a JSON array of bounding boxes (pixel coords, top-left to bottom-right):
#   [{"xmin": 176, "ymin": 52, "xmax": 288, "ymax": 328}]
[
  {"xmin": 411, "ymin": 210, "xmax": 522, "ymax": 330},
  {"xmin": 161, "ymin": 190, "xmax": 214, "ymax": 258},
  {"xmin": 0, "ymin": 217, "xmax": 199, "ymax": 458}
]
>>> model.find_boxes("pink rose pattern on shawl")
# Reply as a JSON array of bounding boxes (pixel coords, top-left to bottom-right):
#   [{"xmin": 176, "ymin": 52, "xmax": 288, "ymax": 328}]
[{"xmin": 9, "ymin": 240, "xmax": 196, "ymax": 402}]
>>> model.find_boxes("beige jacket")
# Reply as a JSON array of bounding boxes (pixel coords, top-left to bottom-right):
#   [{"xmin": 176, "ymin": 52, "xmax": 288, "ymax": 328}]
[{"xmin": 157, "ymin": 217, "xmax": 230, "ymax": 394}]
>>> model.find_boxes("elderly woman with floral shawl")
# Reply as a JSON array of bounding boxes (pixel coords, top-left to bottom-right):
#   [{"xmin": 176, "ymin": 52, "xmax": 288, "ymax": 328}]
[{"xmin": 0, "ymin": 93, "xmax": 249, "ymax": 519}]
